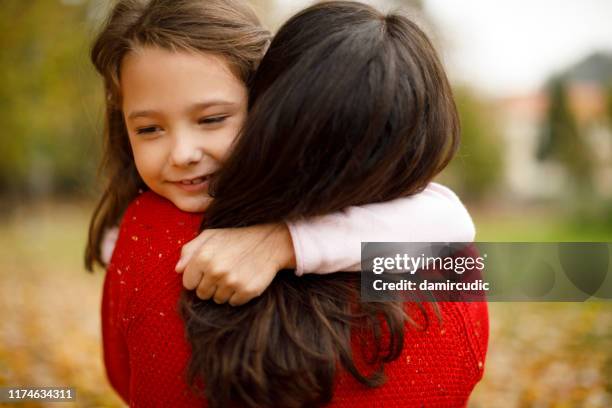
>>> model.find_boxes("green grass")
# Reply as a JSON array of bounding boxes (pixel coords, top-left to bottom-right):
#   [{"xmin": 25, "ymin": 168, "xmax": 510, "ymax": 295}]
[
  {"xmin": 474, "ymin": 209, "xmax": 612, "ymax": 242},
  {"xmin": 0, "ymin": 200, "xmax": 124, "ymax": 408}
]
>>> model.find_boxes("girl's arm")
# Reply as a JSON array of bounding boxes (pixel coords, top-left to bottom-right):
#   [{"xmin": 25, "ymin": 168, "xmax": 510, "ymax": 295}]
[
  {"xmin": 177, "ymin": 182, "xmax": 474, "ymax": 305},
  {"xmin": 289, "ymin": 182, "xmax": 475, "ymax": 275}
]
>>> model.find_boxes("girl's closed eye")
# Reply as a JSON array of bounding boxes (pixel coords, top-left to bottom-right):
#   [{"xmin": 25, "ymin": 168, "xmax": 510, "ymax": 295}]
[
  {"xmin": 136, "ymin": 125, "xmax": 162, "ymax": 135},
  {"xmin": 199, "ymin": 116, "xmax": 227, "ymax": 125}
]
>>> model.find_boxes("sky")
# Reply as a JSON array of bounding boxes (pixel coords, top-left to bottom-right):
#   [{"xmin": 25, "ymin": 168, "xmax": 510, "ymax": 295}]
[{"xmin": 276, "ymin": 0, "xmax": 612, "ymax": 97}]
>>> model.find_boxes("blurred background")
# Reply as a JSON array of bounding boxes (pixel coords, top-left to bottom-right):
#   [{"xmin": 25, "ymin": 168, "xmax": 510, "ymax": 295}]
[{"xmin": 0, "ymin": 0, "xmax": 611, "ymax": 406}]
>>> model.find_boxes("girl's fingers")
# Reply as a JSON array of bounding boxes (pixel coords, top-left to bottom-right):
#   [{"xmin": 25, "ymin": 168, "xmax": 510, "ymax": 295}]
[
  {"xmin": 196, "ymin": 283, "xmax": 217, "ymax": 301},
  {"xmin": 228, "ymin": 287, "xmax": 259, "ymax": 306},
  {"xmin": 212, "ymin": 286, "xmax": 234, "ymax": 304},
  {"xmin": 176, "ymin": 241, "xmax": 198, "ymax": 273},
  {"xmin": 194, "ymin": 271, "xmax": 221, "ymax": 299},
  {"xmin": 228, "ymin": 292, "xmax": 247, "ymax": 306},
  {"xmin": 182, "ymin": 262, "xmax": 204, "ymax": 290},
  {"xmin": 176, "ymin": 230, "xmax": 217, "ymax": 273}
]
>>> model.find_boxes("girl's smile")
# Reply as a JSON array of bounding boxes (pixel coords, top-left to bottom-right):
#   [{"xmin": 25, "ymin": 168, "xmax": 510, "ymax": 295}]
[{"xmin": 167, "ymin": 174, "xmax": 211, "ymax": 193}]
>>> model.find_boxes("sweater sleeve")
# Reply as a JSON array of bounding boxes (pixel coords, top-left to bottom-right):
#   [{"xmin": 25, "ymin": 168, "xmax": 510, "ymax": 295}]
[
  {"xmin": 101, "ymin": 266, "xmax": 130, "ymax": 405},
  {"xmin": 287, "ymin": 182, "xmax": 475, "ymax": 276},
  {"xmin": 100, "ymin": 205, "xmax": 139, "ymax": 405}
]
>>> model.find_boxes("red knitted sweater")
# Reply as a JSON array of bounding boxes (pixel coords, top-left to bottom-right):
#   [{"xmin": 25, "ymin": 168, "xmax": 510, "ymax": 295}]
[{"xmin": 102, "ymin": 191, "xmax": 488, "ymax": 407}]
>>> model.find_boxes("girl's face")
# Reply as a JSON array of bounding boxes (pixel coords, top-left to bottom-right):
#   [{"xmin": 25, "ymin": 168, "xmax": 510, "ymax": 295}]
[{"xmin": 120, "ymin": 46, "xmax": 247, "ymax": 212}]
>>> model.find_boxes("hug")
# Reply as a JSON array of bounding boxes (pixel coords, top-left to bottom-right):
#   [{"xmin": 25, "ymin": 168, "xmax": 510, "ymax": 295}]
[{"xmin": 86, "ymin": 0, "xmax": 488, "ymax": 406}]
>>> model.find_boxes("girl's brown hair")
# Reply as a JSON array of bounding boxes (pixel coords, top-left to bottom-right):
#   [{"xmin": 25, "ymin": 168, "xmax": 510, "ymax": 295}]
[
  {"xmin": 85, "ymin": 0, "xmax": 270, "ymax": 271},
  {"xmin": 180, "ymin": 1, "xmax": 459, "ymax": 407}
]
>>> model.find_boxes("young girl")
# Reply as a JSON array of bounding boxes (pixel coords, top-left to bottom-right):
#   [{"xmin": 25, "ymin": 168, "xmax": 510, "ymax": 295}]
[
  {"xmin": 91, "ymin": 0, "xmax": 487, "ymax": 406},
  {"xmin": 85, "ymin": 0, "xmax": 475, "ymax": 308}
]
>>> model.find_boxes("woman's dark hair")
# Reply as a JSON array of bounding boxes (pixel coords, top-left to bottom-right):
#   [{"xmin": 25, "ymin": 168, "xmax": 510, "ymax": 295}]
[{"xmin": 180, "ymin": 1, "xmax": 460, "ymax": 407}]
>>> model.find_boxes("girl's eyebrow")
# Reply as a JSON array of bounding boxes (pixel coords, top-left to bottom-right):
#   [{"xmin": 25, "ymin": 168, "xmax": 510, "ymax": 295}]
[
  {"xmin": 127, "ymin": 109, "xmax": 159, "ymax": 120},
  {"xmin": 192, "ymin": 100, "xmax": 237, "ymax": 111},
  {"xmin": 127, "ymin": 100, "xmax": 237, "ymax": 120}
]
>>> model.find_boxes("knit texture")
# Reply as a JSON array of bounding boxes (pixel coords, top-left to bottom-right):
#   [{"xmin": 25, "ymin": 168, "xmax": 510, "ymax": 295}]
[{"xmin": 102, "ymin": 191, "xmax": 489, "ymax": 407}]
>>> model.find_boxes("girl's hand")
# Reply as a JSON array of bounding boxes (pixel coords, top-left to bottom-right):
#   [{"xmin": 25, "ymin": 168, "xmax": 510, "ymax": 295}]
[{"xmin": 175, "ymin": 223, "xmax": 296, "ymax": 306}]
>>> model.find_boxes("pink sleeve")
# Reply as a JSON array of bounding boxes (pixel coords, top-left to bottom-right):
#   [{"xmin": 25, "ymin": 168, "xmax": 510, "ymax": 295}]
[{"xmin": 287, "ymin": 182, "xmax": 475, "ymax": 276}]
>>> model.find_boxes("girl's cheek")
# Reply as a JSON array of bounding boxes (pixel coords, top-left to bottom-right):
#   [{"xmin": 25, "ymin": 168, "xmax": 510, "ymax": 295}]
[
  {"xmin": 131, "ymin": 141, "xmax": 167, "ymax": 178},
  {"xmin": 218, "ymin": 121, "xmax": 244, "ymax": 161}
]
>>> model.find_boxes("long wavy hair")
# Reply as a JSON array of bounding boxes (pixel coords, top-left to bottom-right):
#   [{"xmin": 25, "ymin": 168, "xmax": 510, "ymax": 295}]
[
  {"xmin": 85, "ymin": 0, "xmax": 270, "ymax": 270},
  {"xmin": 180, "ymin": 2, "xmax": 460, "ymax": 407}
]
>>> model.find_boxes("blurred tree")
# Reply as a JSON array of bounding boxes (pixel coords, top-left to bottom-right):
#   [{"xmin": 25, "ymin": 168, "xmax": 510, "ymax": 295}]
[
  {"xmin": 537, "ymin": 76, "xmax": 593, "ymax": 191},
  {"xmin": 0, "ymin": 0, "xmax": 102, "ymax": 199},
  {"xmin": 606, "ymin": 82, "xmax": 612, "ymax": 126},
  {"xmin": 438, "ymin": 87, "xmax": 504, "ymax": 201},
  {"xmin": 0, "ymin": 0, "xmax": 429, "ymax": 200}
]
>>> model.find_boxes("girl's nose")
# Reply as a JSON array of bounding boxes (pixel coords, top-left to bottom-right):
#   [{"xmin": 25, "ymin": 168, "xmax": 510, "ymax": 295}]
[{"xmin": 169, "ymin": 133, "xmax": 203, "ymax": 167}]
